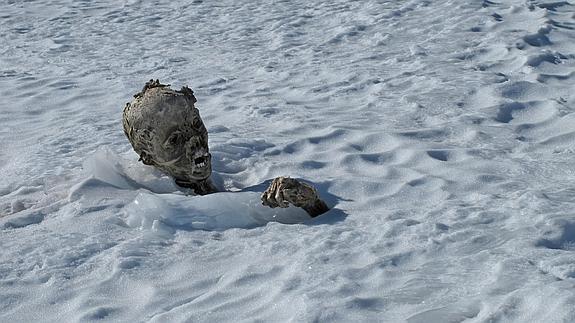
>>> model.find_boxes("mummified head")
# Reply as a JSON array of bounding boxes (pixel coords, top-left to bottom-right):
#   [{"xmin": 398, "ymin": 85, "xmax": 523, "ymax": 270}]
[{"xmin": 123, "ymin": 80, "xmax": 212, "ymax": 185}]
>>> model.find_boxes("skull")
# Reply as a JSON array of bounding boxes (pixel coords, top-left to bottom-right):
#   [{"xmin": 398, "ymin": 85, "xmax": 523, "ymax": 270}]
[{"xmin": 123, "ymin": 80, "xmax": 212, "ymax": 186}]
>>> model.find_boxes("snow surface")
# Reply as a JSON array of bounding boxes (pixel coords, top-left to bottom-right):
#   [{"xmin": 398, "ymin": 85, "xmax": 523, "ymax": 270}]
[{"xmin": 1, "ymin": 0, "xmax": 575, "ymax": 321}]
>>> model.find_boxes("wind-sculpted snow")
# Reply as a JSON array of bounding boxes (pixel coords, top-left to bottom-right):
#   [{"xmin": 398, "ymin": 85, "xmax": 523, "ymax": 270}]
[{"xmin": 1, "ymin": 0, "xmax": 575, "ymax": 321}]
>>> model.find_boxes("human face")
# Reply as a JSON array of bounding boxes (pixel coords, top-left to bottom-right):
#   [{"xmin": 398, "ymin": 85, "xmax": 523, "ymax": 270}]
[{"xmin": 145, "ymin": 101, "xmax": 212, "ymax": 182}]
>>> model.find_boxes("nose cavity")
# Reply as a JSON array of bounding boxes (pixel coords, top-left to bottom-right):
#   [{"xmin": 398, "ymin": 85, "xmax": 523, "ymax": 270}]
[
  {"xmin": 185, "ymin": 137, "xmax": 201, "ymax": 154},
  {"xmin": 188, "ymin": 137, "xmax": 198, "ymax": 148},
  {"xmin": 186, "ymin": 139, "xmax": 209, "ymax": 161}
]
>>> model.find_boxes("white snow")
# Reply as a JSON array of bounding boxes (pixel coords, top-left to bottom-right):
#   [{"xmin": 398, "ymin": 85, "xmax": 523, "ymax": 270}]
[{"xmin": 1, "ymin": 0, "xmax": 575, "ymax": 321}]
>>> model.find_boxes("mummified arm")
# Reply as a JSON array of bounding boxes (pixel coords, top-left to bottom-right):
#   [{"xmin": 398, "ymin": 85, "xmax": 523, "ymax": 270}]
[{"xmin": 261, "ymin": 177, "xmax": 329, "ymax": 217}]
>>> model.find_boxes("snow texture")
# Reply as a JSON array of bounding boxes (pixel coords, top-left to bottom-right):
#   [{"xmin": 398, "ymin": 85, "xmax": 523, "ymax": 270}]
[{"xmin": 1, "ymin": 0, "xmax": 575, "ymax": 322}]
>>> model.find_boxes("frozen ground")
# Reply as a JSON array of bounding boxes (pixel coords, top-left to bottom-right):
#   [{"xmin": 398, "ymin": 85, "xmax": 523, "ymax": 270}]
[{"xmin": 1, "ymin": 0, "xmax": 575, "ymax": 321}]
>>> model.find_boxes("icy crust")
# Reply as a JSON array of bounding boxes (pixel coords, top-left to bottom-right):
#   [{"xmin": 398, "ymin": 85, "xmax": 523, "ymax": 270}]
[
  {"xmin": 82, "ymin": 149, "xmax": 312, "ymax": 232},
  {"xmin": 124, "ymin": 191, "xmax": 310, "ymax": 234},
  {"xmin": 0, "ymin": 147, "xmax": 312, "ymax": 230}
]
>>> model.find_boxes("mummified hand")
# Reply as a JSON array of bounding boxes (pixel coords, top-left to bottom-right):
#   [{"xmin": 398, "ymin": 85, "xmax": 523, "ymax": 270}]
[{"xmin": 261, "ymin": 177, "xmax": 329, "ymax": 217}]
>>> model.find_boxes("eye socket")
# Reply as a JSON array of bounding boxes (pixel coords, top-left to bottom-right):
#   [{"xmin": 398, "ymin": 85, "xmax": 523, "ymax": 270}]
[{"xmin": 165, "ymin": 133, "xmax": 180, "ymax": 147}]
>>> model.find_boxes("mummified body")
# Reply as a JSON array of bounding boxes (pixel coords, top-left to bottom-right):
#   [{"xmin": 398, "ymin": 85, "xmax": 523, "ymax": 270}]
[{"xmin": 123, "ymin": 80, "xmax": 329, "ymax": 217}]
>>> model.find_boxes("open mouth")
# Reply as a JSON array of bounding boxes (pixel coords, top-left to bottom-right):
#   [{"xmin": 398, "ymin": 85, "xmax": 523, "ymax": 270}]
[{"xmin": 193, "ymin": 154, "xmax": 210, "ymax": 169}]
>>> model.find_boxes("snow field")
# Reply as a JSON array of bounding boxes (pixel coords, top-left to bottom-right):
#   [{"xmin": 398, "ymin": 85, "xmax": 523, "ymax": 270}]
[{"xmin": 1, "ymin": 0, "xmax": 575, "ymax": 321}]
